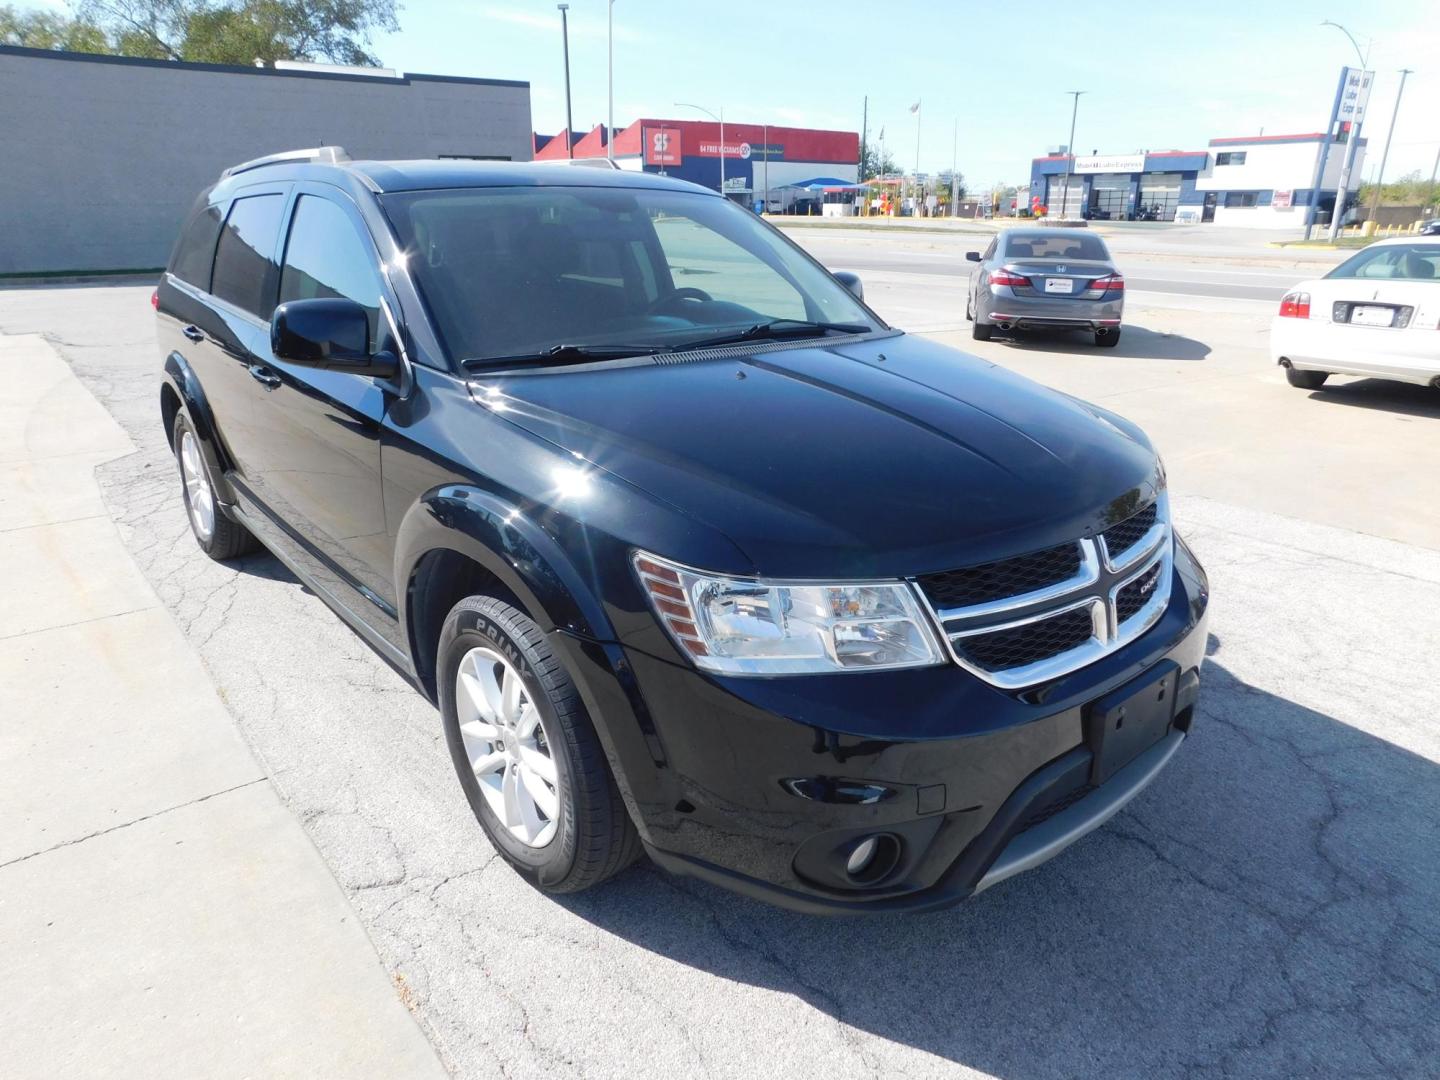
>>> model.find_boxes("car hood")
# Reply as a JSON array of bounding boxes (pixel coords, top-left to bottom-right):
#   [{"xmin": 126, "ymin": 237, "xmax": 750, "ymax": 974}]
[{"xmin": 471, "ymin": 334, "xmax": 1162, "ymax": 579}]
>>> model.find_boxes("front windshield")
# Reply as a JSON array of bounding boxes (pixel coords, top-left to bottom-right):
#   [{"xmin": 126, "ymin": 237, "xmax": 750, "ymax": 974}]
[
  {"xmin": 380, "ymin": 185, "xmax": 881, "ymax": 363},
  {"xmin": 1325, "ymin": 243, "xmax": 1440, "ymax": 282}
]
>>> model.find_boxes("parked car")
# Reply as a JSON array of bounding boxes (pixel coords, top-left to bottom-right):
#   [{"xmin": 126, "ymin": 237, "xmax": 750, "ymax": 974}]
[
  {"xmin": 1271, "ymin": 237, "xmax": 1440, "ymax": 392},
  {"xmin": 1419, "ymin": 219, "xmax": 1439, "ymax": 237},
  {"xmin": 965, "ymin": 228, "xmax": 1125, "ymax": 347},
  {"xmin": 156, "ymin": 149, "xmax": 1208, "ymax": 914}
]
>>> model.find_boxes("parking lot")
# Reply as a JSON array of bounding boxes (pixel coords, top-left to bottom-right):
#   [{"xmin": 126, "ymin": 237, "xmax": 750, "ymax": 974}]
[{"xmin": 2, "ymin": 225, "xmax": 1438, "ymax": 1078}]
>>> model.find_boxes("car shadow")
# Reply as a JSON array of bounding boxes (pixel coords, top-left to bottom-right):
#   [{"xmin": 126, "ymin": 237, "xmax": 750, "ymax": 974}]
[
  {"xmin": 995, "ymin": 324, "xmax": 1211, "ymax": 362},
  {"xmin": 559, "ymin": 653, "xmax": 1440, "ymax": 1077},
  {"xmin": 1307, "ymin": 378, "xmax": 1440, "ymax": 420}
]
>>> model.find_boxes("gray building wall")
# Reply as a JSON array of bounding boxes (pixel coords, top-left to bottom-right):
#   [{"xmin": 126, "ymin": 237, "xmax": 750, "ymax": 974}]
[{"xmin": 0, "ymin": 46, "xmax": 533, "ymax": 274}]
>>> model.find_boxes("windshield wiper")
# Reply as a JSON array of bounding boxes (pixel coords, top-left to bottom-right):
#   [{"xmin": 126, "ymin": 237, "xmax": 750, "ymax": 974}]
[
  {"xmin": 677, "ymin": 319, "xmax": 873, "ymax": 351},
  {"xmin": 464, "ymin": 343, "xmax": 671, "ymax": 369}
]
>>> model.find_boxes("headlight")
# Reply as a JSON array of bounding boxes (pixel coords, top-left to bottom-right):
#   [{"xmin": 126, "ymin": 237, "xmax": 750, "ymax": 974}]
[{"xmin": 632, "ymin": 551, "xmax": 946, "ymax": 675}]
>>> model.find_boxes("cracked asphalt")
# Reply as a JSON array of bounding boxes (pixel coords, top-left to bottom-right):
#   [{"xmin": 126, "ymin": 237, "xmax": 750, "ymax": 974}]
[{"xmin": 2, "ymin": 283, "xmax": 1437, "ymax": 1079}]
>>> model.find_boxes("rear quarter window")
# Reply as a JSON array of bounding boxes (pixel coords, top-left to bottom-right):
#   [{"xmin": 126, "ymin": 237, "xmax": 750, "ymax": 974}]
[
  {"xmin": 169, "ymin": 204, "xmax": 223, "ymax": 289},
  {"xmin": 211, "ymin": 194, "xmax": 286, "ymax": 318}
]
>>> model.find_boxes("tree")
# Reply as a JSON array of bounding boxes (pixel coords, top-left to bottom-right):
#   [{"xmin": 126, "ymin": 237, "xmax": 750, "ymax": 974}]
[
  {"xmin": 1, "ymin": 5, "xmax": 112, "ymax": 51},
  {"xmin": 5, "ymin": 0, "xmax": 400, "ymax": 66},
  {"xmin": 860, "ymin": 142, "xmax": 898, "ymax": 180}
]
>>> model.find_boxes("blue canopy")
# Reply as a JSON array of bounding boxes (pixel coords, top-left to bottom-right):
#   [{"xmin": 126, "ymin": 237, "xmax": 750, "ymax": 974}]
[{"xmin": 784, "ymin": 177, "xmax": 866, "ymax": 191}]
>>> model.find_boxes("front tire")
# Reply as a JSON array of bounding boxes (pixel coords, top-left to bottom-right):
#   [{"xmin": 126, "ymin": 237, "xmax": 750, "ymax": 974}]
[
  {"xmin": 1285, "ymin": 366, "xmax": 1329, "ymax": 390},
  {"xmin": 172, "ymin": 413, "xmax": 258, "ymax": 561},
  {"xmin": 437, "ymin": 595, "xmax": 640, "ymax": 893}
]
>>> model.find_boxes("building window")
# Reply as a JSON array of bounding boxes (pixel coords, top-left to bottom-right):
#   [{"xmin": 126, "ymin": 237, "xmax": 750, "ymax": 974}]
[
  {"xmin": 1216, "ymin": 151, "xmax": 1247, "ymax": 166},
  {"xmin": 1224, "ymin": 191, "xmax": 1258, "ymax": 208}
]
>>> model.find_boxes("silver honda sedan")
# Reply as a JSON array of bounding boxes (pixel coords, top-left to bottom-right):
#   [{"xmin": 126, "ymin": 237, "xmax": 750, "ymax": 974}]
[{"xmin": 965, "ymin": 228, "xmax": 1125, "ymax": 347}]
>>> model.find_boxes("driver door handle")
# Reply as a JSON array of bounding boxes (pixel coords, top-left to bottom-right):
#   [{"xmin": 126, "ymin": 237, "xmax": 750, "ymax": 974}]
[
  {"xmin": 181, "ymin": 324, "xmax": 205, "ymax": 342},
  {"xmin": 248, "ymin": 364, "xmax": 282, "ymax": 390}
]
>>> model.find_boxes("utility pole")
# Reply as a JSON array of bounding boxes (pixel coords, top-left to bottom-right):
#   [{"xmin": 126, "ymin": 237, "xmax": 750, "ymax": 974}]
[
  {"xmin": 606, "ymin": 0, "xmax": 615, "ymax": 161},
  {"xmin": 1060, "ymin": 91, "xmax": 1085, "ymax": 220},
  {"xmin": 557, "ymin": 4, "xmax": 573, "ymax": 158},
  {"xmin": 910, "ymin": 102, "xmax": 921, "ymax": 217},
  {"xmin": 1367, "ymin": 68, "xmax": 1412, "ymax": 223},
  {"xmin": 860, "ymin": 95, "xmax": 867, "ymax": 180},
  {"xmin": 675, "ymin": 102, "xmax": 724, "ymax": 195},
  {"xmin": 948, "ymin": 122, "xmax": 959, "ymax": 217}
]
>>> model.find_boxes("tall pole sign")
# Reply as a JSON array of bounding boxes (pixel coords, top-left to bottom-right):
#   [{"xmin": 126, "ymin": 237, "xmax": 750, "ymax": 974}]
[
  {"xmin": 1303, "ymin": 68, "xmax": 1348, "ymax": 242},
  {"xmin": 1328, "ymin": 67, "xmax": 1373, "ymax": 242}
]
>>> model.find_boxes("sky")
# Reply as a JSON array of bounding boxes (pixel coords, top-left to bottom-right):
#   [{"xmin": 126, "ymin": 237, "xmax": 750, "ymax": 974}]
[
  {"xmin": 29, "ymin": 0, "xmax": 1440, "ymax": 187},
  {"xmin": 362, "ymin": 0, "xmax": 1440, "ymax": 189}
]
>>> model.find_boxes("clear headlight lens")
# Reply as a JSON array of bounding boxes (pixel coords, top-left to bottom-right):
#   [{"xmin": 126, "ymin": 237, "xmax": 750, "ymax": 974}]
[{"xmin": 633, "ymin": 551, "xmax": 945, "ymax": 675}]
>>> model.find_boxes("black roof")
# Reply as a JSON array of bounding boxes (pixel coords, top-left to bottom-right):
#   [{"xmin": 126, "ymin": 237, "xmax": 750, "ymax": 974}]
[
  {"xmin": 348, "ymin": 159, "xmax": 714, "ymax": 195},
  {"xmin": 212, "ymin": 155, "xmax": 716, "ymax": 199}
]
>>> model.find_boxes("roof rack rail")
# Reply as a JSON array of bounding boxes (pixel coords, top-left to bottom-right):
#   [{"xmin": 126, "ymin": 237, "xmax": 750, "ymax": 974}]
[
  {"xmin": 534, "ymin": 157, "xmax": 623, "ymax": 170},
  {"xmin": 222, "ymin": 146, "xmax": 351, "ymax": 178}
]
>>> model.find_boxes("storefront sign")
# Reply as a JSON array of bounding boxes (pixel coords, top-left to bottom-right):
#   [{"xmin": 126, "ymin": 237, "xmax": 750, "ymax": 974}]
[
  {"xmin": 695, "ymin": 140, "xmax": 783, "ymax": 159},
  {"xmin": 1273, "ymin": 189, "xmax": 1293, "ymax": 209},
  {"xmin": 644, "ymin": 127, "xmax": 683, "ymax": 166},
  {"xmin": 1074, "ymin": 154, "xmax": 1145, "ymax": 174},
  {"xmin": 1338, "ymin": 68, "xmax": 1374, "ymax": 124}
]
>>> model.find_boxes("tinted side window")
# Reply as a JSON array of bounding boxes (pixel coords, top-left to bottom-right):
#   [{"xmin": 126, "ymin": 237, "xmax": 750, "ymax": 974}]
[
  {"xmin": 169, "ymin": 204, "xmax": 222, "ymax": 289},
  {"xmin": 211, "ymin": 194, "xmax": 285, "ymax": 318},
  {"xmin": 279, "ymin": 195, "xmax": 381, "ymax": 344}
]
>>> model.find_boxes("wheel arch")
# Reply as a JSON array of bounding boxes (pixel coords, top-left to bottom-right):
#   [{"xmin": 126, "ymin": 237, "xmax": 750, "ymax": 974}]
[
  {"xmin": 396, "ymin": 486, "xmax": 616, "ymax": 703},
  {"xmin": 160, "ymin": 351, "xmax": 239, "ymax": 504}
]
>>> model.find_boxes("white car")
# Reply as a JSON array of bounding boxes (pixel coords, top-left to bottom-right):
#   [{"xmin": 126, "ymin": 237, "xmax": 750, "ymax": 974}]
[{"xmin": 1270, "ymin": 237, "xmax": 1440, "ymax": 391}]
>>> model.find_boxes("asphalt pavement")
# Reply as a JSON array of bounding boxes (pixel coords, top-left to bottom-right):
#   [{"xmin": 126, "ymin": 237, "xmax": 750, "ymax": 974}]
[{"xmin": 2, "ymin": 262, "xmax": 1436, "ymax": 1079}]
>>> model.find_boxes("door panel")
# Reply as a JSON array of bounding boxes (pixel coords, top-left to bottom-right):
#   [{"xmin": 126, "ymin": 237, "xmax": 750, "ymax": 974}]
[{"xmin": 244, "ymin": 185, "xmax": 399, "ymax": 631}]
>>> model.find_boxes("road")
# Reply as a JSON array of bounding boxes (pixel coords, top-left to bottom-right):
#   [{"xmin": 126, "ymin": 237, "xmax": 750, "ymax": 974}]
[
  {"xmin": 781, "ymin": 225, "xmax": 1318, "ymax": 303},
  {"xmin": 2, "ymin": 241, "xmax": 1437, "ymax": 1080}
]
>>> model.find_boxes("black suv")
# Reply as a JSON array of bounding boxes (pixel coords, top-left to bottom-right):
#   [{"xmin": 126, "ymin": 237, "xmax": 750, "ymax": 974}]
[{"xmin": 156, "ymin": 149, "xmax": 1208, "ymax": 914}]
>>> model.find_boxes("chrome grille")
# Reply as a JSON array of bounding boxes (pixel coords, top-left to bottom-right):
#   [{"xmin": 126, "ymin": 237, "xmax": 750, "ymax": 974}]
[
  {"xmin": 917, "ymin": 494, "xmax": 1173, "ymax": 689},
  {"xmin": 917, "ymin": 542, "xmax": 1082, "ymax": 609},
  {"xmin": 954, "ymin": 605, "xmax": 1096, "ymax": 671},
  {"xmin": 1101, "ymin": 503, "xmax": 1158, "ymax": 561}
]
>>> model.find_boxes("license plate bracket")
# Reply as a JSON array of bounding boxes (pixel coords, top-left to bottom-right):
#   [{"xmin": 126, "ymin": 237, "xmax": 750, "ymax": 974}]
[
  {"xmin": 1350, "ymin": 304, "xmax": 1395, "ymax": 328},
  {"xmin": 1084, "ymin": 661, "xmax": 1179, "ymax": 785},
  {"xmin": 1044, "ymin": 277, "xmax": 1074, "ymax": 294}
]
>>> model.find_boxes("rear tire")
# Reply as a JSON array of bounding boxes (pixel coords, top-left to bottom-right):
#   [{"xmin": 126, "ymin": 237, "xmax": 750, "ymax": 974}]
[
  {"xmin": 172, "ymin": 413, "xmax": 258, "ymax": 561},
  {"xmin": 1095, "ymin": 328, "xmax": 1121, "ymax": 348},
  {"xmin": 1285, "ymin": 366, "xmax": 1329, "ymax": 390},
  {"xmin": 971, "ymin": 319, "xmax": 993, "ymax": 341},
  {"xmin": 437, "ymin": 595, "xmax": 640, "ymax": 894}
]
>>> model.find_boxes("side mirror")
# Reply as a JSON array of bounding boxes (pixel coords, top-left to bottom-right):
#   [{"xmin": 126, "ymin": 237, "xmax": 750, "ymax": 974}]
[
  {"xmin": 832, "ymin": 270, "xmax": 864, "ymax": 302},
  {"xmin": 965, "ymin": 251, "xmax": 982, "ymax": 262},
  {"xmin": 271, "ymin": 298, "xmax": 398, "ymax": 378}
]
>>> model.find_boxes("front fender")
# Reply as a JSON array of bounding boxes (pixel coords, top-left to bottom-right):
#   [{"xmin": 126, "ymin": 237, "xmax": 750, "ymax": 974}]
[
  {"xmin": 161, "ymin": 351, "xmax": 238, "ymax": 505},
  {"xmin": 394, "ymin": 484, "xmax": 616, "ymax": 647}
]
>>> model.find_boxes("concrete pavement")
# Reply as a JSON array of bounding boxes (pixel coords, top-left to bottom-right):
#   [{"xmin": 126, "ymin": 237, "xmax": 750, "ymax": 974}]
[
  {"xmin": 2, "ymin": 281, "xmax": 1437, "ymax": 1078},
  {"xmin": 0, "ymin": 333, "xmax": 447, "ymax": 1079}
]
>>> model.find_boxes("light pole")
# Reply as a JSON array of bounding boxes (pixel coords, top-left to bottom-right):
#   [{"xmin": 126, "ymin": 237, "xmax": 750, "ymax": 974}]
[
  {"xmin": 1060, "ymin": 90, "xmax": 1085, "ymax": 220},
  {"xmin": 606, "ymin": 0, "xmax": 614, "ymax": 162},
  {"xmin": 1322, "ymin": 20, "xmax": 1370, "ymax": 241},
  {"xmin": 950, "ymin": 117, "xmax": 959, "ymax": 218},
  {"xmin": 557, "ymin": 4, "xmax": 573, "ymax": 159},
  {"xmin": 675, "ymin": 102, "xmax": 725, "ymax": 196},
  {"xmin": 1367, "ymin": 68, "xmax": 1412, "ymax": 224}
]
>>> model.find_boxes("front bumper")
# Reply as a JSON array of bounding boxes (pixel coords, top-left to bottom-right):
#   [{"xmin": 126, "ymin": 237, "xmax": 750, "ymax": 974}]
[{"xmin": 555, "ymin": 538, "xmax": 1209, "ymax": 915}]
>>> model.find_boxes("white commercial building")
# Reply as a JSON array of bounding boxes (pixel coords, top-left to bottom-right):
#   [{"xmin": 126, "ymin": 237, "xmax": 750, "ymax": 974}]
[{"xmin": 1192, "ymin": 133, "xmax": 1366, "ymax": 230}]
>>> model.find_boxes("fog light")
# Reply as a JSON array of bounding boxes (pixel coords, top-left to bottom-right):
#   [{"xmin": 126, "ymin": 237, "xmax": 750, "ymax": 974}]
[{"xmin": 846, "ymin": 837, "xmax": 879, "ymax": 876}]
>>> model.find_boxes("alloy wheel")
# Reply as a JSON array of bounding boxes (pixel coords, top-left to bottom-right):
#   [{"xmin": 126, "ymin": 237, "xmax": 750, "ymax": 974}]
[
  {"xmin": 455, "ymin": 646, "xmax": 560, "ymax": 848},
  {"xmin": 179, "ymin": 430, "xmax": 215, "ymax": 541}
]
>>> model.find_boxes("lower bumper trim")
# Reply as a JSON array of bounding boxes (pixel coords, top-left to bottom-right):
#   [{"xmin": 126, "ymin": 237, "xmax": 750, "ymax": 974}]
[{"xmin": 973, "ymin": 727, "xmax": 1186, "ymax": 894}]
